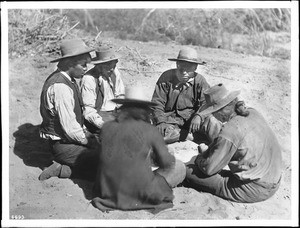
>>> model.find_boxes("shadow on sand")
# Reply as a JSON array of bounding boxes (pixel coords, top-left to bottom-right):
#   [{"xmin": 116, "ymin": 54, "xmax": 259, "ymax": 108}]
[
  {"xmin": 13, "ymin": 123, "xmax": 53, "ymax": 169},
  {"xmin": 12, "ymin": 123, "xmax": 97, "ymax": 200}
]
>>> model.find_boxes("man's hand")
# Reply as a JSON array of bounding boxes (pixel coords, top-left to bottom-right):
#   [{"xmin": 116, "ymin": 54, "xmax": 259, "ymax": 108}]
[
  {"xmin": 198, "ymin": 143, "xmax": 208, "ymax": 154},
  {"xmin": 85, "ymin": 132, "xmax": 100, "ymax": 149},
  {"xmin": 157, "ymin": 123, "xmax": 168, "ymax": 135},
  {"xmin": 189, "ymin": 115, "xmax": 202, "ymax": 133}
]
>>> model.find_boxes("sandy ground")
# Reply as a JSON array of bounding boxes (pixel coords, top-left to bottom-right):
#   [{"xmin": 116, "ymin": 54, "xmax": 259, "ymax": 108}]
[{"xmin": 5, "ymin": 37, "xmax": 296, "ymax": 226}]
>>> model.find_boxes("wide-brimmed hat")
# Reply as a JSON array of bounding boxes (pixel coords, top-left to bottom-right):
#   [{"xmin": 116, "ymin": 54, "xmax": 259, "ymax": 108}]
[
  {"xmin": 112, "ymin": 86, "xmax": 157, "ymax": 107},
  {"xmin": 50, "ymin": 39, "xmax": 94, "ymax": 63},
  {"xmin": 168, "ymin": 47, "xmax": 206, "ymax": 65},
  {"xmin": 91, "ymin": 47, "xmax": 120, "ymax": 65},
  {"xmin": 199, "ymin": 83, "xmax": 241, "ymax": 116}
]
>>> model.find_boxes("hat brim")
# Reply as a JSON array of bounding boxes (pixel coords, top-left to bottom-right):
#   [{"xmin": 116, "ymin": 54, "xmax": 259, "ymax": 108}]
[
  {"xmin": 112, "ymin": 98, "xmax": 158, "ymax": 107},
  {"xmin": 50, "ymin": 48, "xmax": 94, "ymax": 63},
  {"xmin": 199, "ymin": 90, "xmax": 241, "ymax": 116},
  {"xmin": 168, "ymin": 58, "xmax": 206, "ymax": 65},
  {"xmin": 91, "ymin": 57, "xmax": 119, "ymax": 65}
]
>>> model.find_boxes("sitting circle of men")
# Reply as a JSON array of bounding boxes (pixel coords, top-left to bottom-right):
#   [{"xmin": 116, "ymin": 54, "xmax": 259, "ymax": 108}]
[{"xmin": 38, "ymin": 38, "xmax": 283, "ymax": 212}]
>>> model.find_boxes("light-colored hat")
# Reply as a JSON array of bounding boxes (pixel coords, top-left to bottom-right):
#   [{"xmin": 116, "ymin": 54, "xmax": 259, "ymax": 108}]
[
  {"xmin": 112, "ymin": 86, "xmax": 157, "ymax": 107},
  {"xmin": 168, "ymin": 47, "xmax": 206, "ymax": 65},
  {"xmin": 50, "ymin": 39, "xmax": 94, "ymax": 63},
  {"xmin": 199, "ymin": 83, "xmax": 241, "ymax": 116},
  {"xmin": 91, "ymin": 47, "xmax": 120, "ymax": 65}
]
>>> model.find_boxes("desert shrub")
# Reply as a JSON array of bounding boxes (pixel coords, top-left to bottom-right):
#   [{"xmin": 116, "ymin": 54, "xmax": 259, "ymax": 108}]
[
  {"xmin": 8, "ymin": 9, "xmax": 85, "ymax": 58},
  {"xmin": 7, "ymin": 8, "xmax": 291, "ymax": 59}
]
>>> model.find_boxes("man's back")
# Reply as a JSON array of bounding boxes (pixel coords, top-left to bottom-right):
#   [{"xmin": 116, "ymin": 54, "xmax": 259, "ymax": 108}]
[
  {"xmin": 221, "ymin": 108, "xmax": 282, "ymax": 183},
  {"xmin": 93, "ymin": 118, "xmax": 174, "ymax": 211}
]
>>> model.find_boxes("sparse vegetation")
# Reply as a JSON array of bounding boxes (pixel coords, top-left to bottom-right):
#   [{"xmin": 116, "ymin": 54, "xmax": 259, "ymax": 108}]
[{"xmin": 7, "ymin": 8, "xmax": 291, "ymax": 59}]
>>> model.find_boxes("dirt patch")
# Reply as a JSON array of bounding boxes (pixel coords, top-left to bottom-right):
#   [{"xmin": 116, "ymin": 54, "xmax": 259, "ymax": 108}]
[{"xmin": 6, "ymin": 36, "xmax": 293, "ymax": 225}]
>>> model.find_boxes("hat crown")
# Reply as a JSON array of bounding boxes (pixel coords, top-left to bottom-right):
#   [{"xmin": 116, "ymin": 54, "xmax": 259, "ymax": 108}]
[
  {"xmin": 200, "ymin": 84, "xmax": 241, "ymax": 116},
  {"xmin": 204, "ymin": 83, "xmax": 233, "ymax": 107},
  {"xmin": 91, "ymin": 47, "xmax": 119, "ymax": 64},
  {"xmin": 60, "ymin": 39, "xmax": 91, "ymax": 57},
  {"xmin": 176, "ymin": 47, "xmax": 198, "ymax": 62},
  {"xmin": 124, "ymin": 86, "xmax": 150, "ymax": 102},
  {"xmin": 168, "ymin": 47, "xmax": 205, "ymax": 65}
]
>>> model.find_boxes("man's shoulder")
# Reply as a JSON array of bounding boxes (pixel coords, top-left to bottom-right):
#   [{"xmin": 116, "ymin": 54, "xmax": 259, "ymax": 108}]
[
  {"xmin": 157, "ymin": 69, "xmax": 176, "ymax": 83},
  {"xmin": 45, "ymin": 71, "xmax": 67, "ymax": 85},
  {"xmin": 194, "ymin": 72, "xmax": 207, "ymax": 82},
  {"xmin": 84, "ymin": 67, "xmax": 98, "ymax": 77}
]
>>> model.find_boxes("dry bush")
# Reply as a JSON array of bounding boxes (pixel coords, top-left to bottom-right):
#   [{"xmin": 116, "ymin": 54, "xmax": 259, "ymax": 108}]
[
  {"xmin": 8, "ymin": 9, "xmax": 83, "ymax": 58},
  {"xmin": 8, "ymin": 8, "xmax": 291, "ymax": 59}
]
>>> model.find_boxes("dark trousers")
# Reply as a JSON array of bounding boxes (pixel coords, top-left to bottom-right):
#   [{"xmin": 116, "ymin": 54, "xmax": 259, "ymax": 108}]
[
  {"xmin": 184, "ymin": 156, "xmax": 281, "ymax": 203},
  {"xmin": 50, "ymin": 140, "xmax": 99, "ymax": 181}
]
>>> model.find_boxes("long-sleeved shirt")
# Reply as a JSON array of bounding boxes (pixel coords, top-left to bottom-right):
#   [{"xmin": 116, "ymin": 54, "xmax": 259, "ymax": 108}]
[
  {"xmin": 40, "ymin": 71, "xmax": 88, "ymax": 144},
  {"xmin": 197, "ymin": 108, "xmax": 282, "ymax": 183},
  {"xmin": 151, "ymin": 69, "xmax": 210, "ymax": 125},
  {"xmin": 81, "ymin": 67, "xmax": 125, "ymax": 128}
]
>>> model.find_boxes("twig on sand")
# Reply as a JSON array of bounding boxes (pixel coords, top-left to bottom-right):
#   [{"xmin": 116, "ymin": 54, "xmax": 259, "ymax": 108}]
[
  {"xmin": 134, "ymin": 48, "xmax": 144, "ymax": 60},
  {"xmin": 150, "ymin": 207, "xmax": 183, "ymax": 219},
  {"xmin": 95, "ymin": 31, "xmax": 102, "ymax": 41},
  {"xmin": 208, "ymin": 74, "xmax": 235, "ymax": 80},
  {"xmin": 118, "ymin": 67, "xmax": 162, "ymax": 74}
]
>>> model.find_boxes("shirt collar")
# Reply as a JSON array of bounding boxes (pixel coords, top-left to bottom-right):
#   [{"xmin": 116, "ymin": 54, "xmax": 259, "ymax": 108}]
[{"xmin": 59, "ymin": 70, "xmax": 73, "ymax": 82}]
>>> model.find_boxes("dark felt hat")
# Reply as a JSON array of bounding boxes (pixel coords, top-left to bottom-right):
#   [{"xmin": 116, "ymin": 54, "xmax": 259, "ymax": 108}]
[
  {"xmin": 50, "ymin": 39, "xmax": 94, "ymax": 63},
  {"xmin": 91, "ymin": 47, "xmax": 120, "ymax": 65},
  {"xmin": 168, "ymin": 47, "xmax": 206, "ymax": 65},
  {"xmin": 200, "ymin": 83, "xmax": 241, "ymax": 116}
]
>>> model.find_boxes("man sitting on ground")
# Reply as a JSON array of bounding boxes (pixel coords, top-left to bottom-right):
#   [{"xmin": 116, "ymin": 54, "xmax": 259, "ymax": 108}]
[{"xmin": 80, "ymin": 46, "xmax": 125, "ymax": 133}]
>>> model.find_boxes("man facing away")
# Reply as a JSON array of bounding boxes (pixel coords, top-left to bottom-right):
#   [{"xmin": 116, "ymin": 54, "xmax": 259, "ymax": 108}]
[
  {"xmin": 92, "ymin": 86, "xmax": 186, "ymax": 213},
  {"xmin": 184, "ymin": 83, "xmax": 283, "ymax": 203}
]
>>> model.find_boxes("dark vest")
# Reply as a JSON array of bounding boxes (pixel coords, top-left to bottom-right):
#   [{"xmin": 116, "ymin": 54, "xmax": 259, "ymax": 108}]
[{"xmin": 40, "ymin": 70, "xmax": 84, "ymax": 139}]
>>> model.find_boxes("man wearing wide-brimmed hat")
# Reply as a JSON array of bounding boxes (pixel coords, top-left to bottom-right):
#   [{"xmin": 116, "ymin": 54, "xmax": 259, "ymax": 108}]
[
  {"xmin": 151, "ymin": 46, "xmax": 214, "ymax": 144},
  {"xmin": 184, "ymin": 83, "xmax": 283, "ymax": 203},
  {"xmin": 92, "ymin": 86, "xmax": 186, "ymax": 213},
  {"xmin": 39, "ymin": 39, "xmax": 99, "ymax": 181},
  {"xmin": 80, "ymin": 46, "xmax": 125, "ymax": 133}
]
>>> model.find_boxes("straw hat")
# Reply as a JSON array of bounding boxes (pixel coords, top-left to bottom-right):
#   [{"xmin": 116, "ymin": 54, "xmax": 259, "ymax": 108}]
[
  {"xmin": 168, "ymin": 47, "xmax": 206, "ymax": 65},
  {"xmin": 91, "ymin": 47, "xmax": 120, "ymax": 65},
  {"xmin": 199, "ymin": 83, "xmax": 241, "ymax": 116},
  {"xmin": 112, "ymin": 86, "xmax": 157, "ymax": 107},
  {"xmin": 50, "ymin": 39, "xmax": 94, "ymax": 63}
]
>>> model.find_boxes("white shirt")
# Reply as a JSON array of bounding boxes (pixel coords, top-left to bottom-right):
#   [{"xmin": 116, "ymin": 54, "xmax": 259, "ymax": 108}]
[
  {"xmin": 81, "ymin": 68, "xmax": 125, "ymax": 128},
  {"xmin": 40, "ymin": 71, "xmax": 88, "ymax": 145}
]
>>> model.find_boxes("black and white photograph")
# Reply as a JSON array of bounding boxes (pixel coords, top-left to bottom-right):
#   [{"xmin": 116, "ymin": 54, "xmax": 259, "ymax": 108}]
[{"xmin": 1, "ymin": 1, "xmax": 299, "ymax": 227}]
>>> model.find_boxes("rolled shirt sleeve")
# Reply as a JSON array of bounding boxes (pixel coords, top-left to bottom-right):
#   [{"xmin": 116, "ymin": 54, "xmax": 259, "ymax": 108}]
[
  {"xmin": 113, "ymin": 68, "xmax": 125, "ymax": 99},
  {"xmin": 197, "ymin": 136, "xmax": 237, "ymax": 176},
  {"xmin": 81, "ymin": 75, "xmax": 105, "ymax": 128},
  {"xmin": 51, "ymin": 83, "xmax": 88, "ymax": 144}
]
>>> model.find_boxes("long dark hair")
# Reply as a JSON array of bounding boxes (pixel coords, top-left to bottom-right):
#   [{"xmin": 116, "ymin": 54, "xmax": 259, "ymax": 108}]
[
  {"xmin": 116, "ymin": 103, "xmax": 154, "ymax": 123},
  {"xmin": 235, "ymin": 100, "xmax": 249, "ymax": 117}
]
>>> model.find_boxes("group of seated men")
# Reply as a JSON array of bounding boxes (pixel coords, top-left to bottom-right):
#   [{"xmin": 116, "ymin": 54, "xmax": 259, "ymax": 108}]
[{"xmin": 38, "ymin": 38, "xmax": 283, "ymax": 212}]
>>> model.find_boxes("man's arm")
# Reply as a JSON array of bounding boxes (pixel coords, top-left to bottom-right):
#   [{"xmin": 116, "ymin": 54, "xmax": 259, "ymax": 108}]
[
  {"xmin": 150, "ymin": 126, "xmax": 175, "ymax": 169},
  {"xmin": 51, "ymin": 83, "xmax": 88, "ymax": 145},
  {"xmin": 196, "ymin": 136, "xmax": 237, "ymax": 176},
  {"xmin": 81, "ymin": 75, "xmax": 104, "ymax": 128},
  {"xmin": 151, "ymin": 79, "xmax": 169, "ymax": 124},
  {"xmin": 194, "ymin": 74, "xmax": 211, "ymax": 115},
  {"xmin": 113, "ymin": 68, "xmax": 125, "ymax": 98}
]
